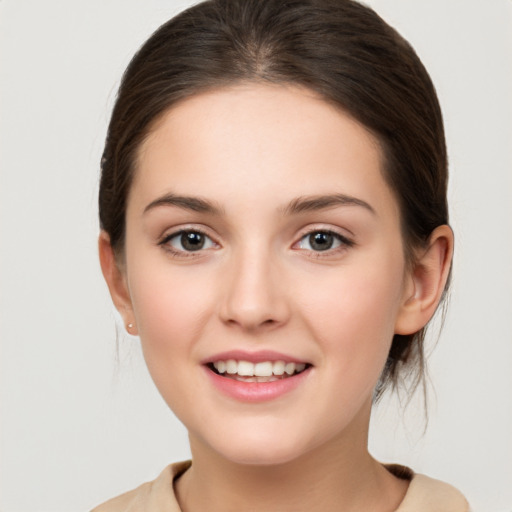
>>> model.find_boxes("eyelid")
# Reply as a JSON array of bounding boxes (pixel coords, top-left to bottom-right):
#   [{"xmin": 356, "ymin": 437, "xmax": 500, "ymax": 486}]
[
  {"xmin": 293, "ymin": 226, "xmax": 355, "ymax": 254},
  {"xmin": 157, "ymin": 224, "xmax": 354, "ymax": 258},
  {"xmin": 158, "ymin": 225, "xmax": 220, "ymax": 257}
]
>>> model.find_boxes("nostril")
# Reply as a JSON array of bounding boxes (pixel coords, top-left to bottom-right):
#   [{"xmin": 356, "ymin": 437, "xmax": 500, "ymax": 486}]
[{"xmin": 223, "ymin": 314, "xmax": 281, "ymax": 331}]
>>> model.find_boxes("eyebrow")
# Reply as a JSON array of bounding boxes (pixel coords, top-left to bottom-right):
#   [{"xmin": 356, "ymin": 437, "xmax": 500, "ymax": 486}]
[
  {"xmin": 143, "ymin": 192, "xmax": 375, "ymax": 217},
  {"xmin": 282, "ymin": 194, "xmax": 376, "ymax": 216},
  {"xmin": 143, "ymin": 193, "xmax": 224, "ymax": 215}
]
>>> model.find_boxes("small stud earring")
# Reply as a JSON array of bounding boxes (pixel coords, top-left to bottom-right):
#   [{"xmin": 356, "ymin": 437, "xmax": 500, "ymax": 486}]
[{"xmin": 127, "ymin": 323, "xmax": 134, "ymax": 330}]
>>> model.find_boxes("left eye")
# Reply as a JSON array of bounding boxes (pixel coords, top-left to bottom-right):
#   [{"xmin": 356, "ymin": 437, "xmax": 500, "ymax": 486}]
[
  {"xmin": 164, "ymin": 230, "xmax": 216, "ymax": 252},
  {"xmin": 297, "ymin": 231, "xmax": 348, "ymax": 252}
]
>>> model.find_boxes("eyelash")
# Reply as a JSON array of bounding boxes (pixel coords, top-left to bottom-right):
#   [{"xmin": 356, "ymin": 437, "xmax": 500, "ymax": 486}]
[
  {"xmin": 159, "ymin": 228, "xmax": 217, "ymax": 258},
  {"xmin": 158, "ymin": 228, "xmax": 355, "ymax": 258},
  {"xmin": 295, "ymin": 229, "xmax": 355, "ymax": 257}
]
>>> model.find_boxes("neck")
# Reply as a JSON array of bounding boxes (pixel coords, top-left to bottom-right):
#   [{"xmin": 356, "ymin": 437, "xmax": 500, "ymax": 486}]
[{"xmin": 175, "ymin": 405, "xmax": 408, "ymax": 512}]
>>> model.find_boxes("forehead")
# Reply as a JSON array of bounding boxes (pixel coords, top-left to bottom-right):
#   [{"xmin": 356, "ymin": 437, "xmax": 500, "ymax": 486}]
[{"xmin": 131, "ymin": 84, "xmax": 398, "ymax": 219}]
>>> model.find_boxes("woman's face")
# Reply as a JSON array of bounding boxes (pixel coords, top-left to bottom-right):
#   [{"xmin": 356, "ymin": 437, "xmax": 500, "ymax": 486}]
[{"xmin": 121, "ymin": 84, "xmax": 413, "ymax": 465}]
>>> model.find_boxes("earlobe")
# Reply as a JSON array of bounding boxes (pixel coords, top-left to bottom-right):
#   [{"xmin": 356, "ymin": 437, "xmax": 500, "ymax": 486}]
[
  {"xmin": 98, "ymin": 231, "xmax": 137, "ymax": 334},
  {"xmin": 394, "ymin": 225, "xmax": 454, "ymax": 335}
]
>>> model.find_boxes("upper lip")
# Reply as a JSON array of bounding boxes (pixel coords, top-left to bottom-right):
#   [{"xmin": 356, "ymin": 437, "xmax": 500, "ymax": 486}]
[{"xmin": 201, "ymin": 350, "xmax": 310, "ymax": 365}]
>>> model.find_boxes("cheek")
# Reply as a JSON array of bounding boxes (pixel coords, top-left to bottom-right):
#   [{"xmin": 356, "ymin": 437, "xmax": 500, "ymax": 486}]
[
  {"xmin": 299, "ymin": 261, "xmax": 404, "ymax": 386},
  {"xmin": 127, "ymin": 261, "xmax": 216, "ymax": 370},
  {"xmin": 126, "ymin": 263, "xmax": 221, "ymax": 419}
]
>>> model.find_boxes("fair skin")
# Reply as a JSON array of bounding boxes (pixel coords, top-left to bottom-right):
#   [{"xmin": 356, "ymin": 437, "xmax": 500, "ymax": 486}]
[{"xmin": 99, "ymin": 84, "xmax": 453, "ymax": 512}]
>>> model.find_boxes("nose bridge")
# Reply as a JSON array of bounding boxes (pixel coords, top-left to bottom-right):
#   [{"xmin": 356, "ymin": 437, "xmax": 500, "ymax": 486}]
[{"xmin": 219, "ymin": 239, "xmax": 289, "ymax": 330}]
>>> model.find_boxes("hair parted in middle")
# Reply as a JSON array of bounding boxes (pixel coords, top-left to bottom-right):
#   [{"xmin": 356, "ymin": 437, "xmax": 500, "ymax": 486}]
[{"xmin": 99, "ymin": 0, "xmax": 450, "ymax": 400}]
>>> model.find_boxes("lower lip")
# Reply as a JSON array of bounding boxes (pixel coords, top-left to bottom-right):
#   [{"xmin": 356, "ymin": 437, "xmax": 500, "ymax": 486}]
[{"xmin": 204, "ymin": 366, "xmax": 311, "ymax": 403}]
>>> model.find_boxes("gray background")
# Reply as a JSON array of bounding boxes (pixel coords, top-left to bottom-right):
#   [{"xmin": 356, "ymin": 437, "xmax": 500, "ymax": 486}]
[{"xmin": 1, "ymin": 1, "xmax": 511, "ymax": 510}]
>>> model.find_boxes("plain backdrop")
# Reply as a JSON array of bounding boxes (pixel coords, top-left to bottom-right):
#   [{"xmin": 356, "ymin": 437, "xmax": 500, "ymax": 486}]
[{"xmin": 1, "ymin": 1, "xmax": 511, "ymax": 511}]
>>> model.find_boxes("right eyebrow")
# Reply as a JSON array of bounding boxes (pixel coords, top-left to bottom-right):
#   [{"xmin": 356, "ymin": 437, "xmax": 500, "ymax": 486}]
[{"xmin": 143, "ymin": 193, "xmax": 224, "ymax": 216}]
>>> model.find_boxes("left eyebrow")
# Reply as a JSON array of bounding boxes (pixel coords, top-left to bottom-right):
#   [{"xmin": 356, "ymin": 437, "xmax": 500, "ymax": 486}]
[{"xmin": 282, "ymin": 194, "xmax": 376, "ymax": 216}]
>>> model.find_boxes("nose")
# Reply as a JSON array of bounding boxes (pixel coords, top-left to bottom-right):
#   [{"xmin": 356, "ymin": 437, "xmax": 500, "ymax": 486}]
[{"xmin": 218, "ymin": 248, "xmax": 290, "ymax": 332}]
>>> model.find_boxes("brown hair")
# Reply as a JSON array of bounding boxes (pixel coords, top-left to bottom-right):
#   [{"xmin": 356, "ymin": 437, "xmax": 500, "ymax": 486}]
[{"xmin": 99, "ymin": 0, "xmax": 450, "ymax": 399}]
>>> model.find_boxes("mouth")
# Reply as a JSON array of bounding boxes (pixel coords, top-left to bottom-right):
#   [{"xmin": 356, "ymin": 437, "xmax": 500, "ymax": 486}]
[{"xmin": 207, "ymin": 359, "xmax": 311, "ymax": 383}]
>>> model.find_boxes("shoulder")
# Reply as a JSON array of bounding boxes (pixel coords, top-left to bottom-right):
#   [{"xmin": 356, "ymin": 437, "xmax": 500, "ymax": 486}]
[
  {"xmin": 90, "ymin": 461, "xmax": 191, "ymax": 512},
  {"xmin": 396, "ymin": 470, "xmax": 470, "ymax": 512}
]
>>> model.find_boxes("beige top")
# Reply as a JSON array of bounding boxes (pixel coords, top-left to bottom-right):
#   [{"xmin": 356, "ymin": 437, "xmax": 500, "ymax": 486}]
[{"xmin": 91, "ymin": 460, "xmax": 469, "ymax": 512}]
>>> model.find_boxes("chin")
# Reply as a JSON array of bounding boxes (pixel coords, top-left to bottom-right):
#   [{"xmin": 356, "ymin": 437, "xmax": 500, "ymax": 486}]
[
  {"xmin": 200, "ymin": 426, "xmax": 319, "ymax": 467},
  {"xmin": 220, "ymin": 444, "xmax": 305, "ymax": 466}
]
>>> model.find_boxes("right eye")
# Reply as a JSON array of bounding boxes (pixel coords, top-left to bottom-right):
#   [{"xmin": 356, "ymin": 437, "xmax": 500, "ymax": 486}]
[{"xmin": 161, "ymin": 230, "xmax": 217, "ymax": 254}]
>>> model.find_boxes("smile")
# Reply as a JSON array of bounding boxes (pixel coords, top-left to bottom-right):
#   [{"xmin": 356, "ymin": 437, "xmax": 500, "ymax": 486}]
[
  {"xmin": 209, "ymin": 360, "xmax": 308, "ymax": 382},
  {"xmin": 203, "ymin": 352, "xmax": 313, "ymax": 402}
]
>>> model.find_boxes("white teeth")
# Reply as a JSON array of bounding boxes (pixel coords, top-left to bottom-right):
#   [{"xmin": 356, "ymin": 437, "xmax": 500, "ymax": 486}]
[
  {"xmin": 254, "ymin": 361, "xmax": 273, "ymax": 377},
  {"xmin": 273, "ymin": 360, "xmax": 285, "ymax": 375},
  {"xmin": 284, "ymin": 362, "xmax": 295, "ymax": 375},
  {"xmin": 237, "ymin": 361, "xmax": 254, "ymax": 376},
  {"xmin": 213, "ymin": 361, "xmax": 226, "ymax": 373},
  {"xmin": 212, "ymin": 359, "xmax": 307, "ymax": 378},
  {"xmin": 257, "ymin": 376, "xmax": 279, "ymax": 382},
  {"xmin": 226, "ymin": 359, "xmax": 238, "ymax": 374},
  {"xmin": 237, "ymin": 376, "xmax": 257, "ymax": 382}
]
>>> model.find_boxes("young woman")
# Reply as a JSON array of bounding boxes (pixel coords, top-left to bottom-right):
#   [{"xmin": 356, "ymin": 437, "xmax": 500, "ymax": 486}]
[{"xmin": 94, "ymin": 0, "xmax": 468, "ymax": 510}]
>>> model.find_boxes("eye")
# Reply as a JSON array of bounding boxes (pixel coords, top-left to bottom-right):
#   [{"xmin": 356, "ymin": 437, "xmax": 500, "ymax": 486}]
[
  {"xmin": 162, "ymin": 230, "xmax": 216, "ymax": 253},
  {"xmin": 297, "ymin": 230, "xmax": 352, "ymax": 252}
]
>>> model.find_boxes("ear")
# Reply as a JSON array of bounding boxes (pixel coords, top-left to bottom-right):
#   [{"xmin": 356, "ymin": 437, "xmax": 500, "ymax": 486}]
[
  {"xmin": 98, "ymin": 231, "xmax": 138, "ymax": 335},
  {"xmin": 394, "ymin": 225, "xmax": 454, "ymax": 335}
]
